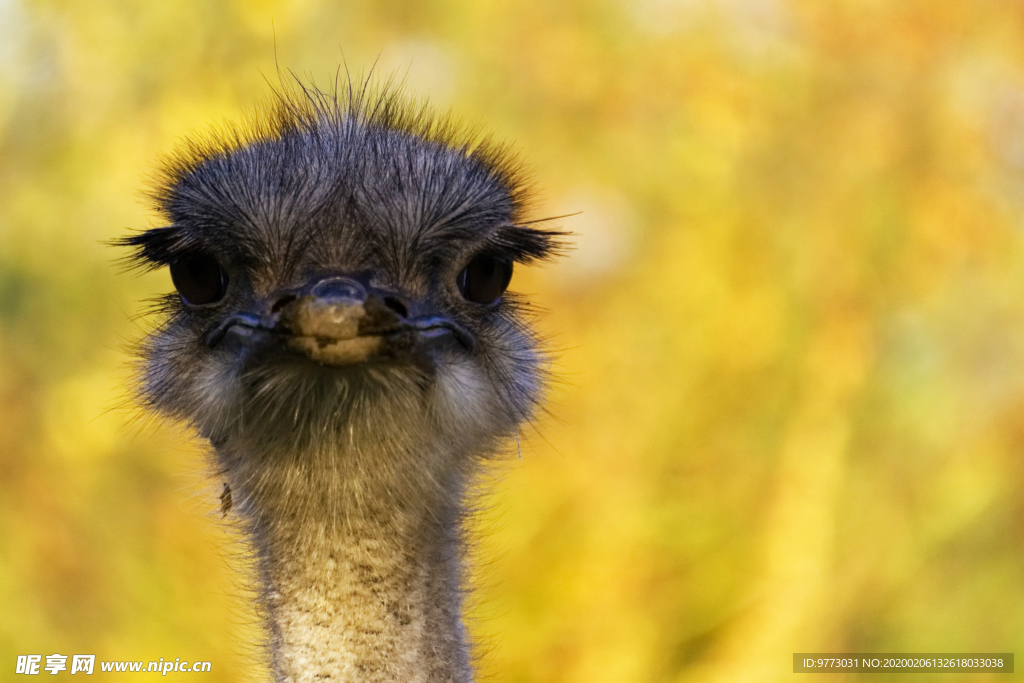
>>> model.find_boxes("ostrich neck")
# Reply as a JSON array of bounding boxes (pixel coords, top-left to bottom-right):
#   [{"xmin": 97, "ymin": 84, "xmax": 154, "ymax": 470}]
[{"xmin": 220, "ymin": 443, "xmax": 474, "ymax": 683}]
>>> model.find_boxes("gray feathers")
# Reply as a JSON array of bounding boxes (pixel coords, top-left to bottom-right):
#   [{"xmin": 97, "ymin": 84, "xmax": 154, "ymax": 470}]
[{"xmin": 121, "ymin": 77, "xmax": 563, "ymax": 682}]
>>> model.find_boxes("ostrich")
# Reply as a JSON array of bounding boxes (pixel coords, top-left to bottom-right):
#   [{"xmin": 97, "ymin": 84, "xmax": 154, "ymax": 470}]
[{"xmin": 120, "ymin": 79, "xmax": 564, "ymax": 682}]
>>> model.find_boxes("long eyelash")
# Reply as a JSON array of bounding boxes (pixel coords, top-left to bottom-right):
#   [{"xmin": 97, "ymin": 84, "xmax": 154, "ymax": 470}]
[
  {"xmin": 490, "ymin": 225, "xmax": 573, "ymax": 264},
  {"xmin": 111, "ymin": 227, "xmax": 195, "ymax": 272}
]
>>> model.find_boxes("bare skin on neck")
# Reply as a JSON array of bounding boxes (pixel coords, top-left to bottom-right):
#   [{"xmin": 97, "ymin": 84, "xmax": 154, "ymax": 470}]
[{"xmin": 226, "ymin": 446, "xmax": 472, "ymax": 683}]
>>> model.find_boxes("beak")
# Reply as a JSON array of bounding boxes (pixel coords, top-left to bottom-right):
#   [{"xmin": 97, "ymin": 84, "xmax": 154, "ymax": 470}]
[{"xmin": 206, "ymin": 275, "xmax": 474, "ymax": 366}]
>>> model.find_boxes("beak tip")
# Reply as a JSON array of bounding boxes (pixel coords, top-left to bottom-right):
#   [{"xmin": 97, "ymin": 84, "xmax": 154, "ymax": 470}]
[
  {"xmin": 287, "ymin": 335, "xmax": 385, "ymax": 366},
  {"xmin": 278, "ymin": 295, "xmax": 366, "ymax": 341}
]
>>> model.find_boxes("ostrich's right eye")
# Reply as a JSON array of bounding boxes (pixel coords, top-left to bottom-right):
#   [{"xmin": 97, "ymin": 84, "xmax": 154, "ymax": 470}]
[
  {"xmin": 169, "ymin": 252, "xmax": 228, "ymax": 306},
  {"xmin": 456, "ymin": 254, "xmax": 513, "ymax": 306}
]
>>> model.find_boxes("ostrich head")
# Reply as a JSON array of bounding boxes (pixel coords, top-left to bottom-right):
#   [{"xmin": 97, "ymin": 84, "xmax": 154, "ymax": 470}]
[{"xmin": 120, "ymin": 80, "xmax": 563, "ymax": 682}]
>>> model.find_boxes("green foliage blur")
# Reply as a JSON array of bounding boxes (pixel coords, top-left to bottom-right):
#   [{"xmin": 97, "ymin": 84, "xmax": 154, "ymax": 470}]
[{"xmin": 3, "ymin": 1, "xmax": 1024, "ymax": 681}]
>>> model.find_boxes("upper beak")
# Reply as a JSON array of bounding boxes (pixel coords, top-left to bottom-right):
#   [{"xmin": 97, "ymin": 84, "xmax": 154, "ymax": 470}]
[{"xmin": 206, "ymin": 275, "xmax": 473, "ymax": 365}]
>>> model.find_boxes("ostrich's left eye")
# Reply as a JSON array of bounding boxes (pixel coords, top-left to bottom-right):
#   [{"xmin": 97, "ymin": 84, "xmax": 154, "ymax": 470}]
[
  {"xmin": 456, "ymin": 254, "xmax": 513, "ymax": 306},
  {"xmin": 169, "ymin": 252, "xmax": 229, "ymax": 306}
]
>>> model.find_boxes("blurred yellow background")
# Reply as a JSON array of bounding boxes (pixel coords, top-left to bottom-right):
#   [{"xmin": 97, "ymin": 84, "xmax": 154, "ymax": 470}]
[{"xmin": 3, "ymin": 0, "xmax": 1024, "ymax": 681}]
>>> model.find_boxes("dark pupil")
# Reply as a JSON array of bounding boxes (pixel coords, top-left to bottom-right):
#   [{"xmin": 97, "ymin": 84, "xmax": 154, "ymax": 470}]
[
  {"xmin": 170, "ymin": 253, "xmax": 227, "ymax": 305},
  {"xmin": 458, "ymin": 254, "xmax": 513, "ymax": 305}
]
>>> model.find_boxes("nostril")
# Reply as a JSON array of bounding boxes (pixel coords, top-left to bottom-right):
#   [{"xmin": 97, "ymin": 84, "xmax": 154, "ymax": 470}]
[
  {"xmin": 383, "ymin": 296, "xmax": 409, "ymax": 318},
  {"xmin": 271, "ymin": 294, "xmax": 297, "ymax": 314}
]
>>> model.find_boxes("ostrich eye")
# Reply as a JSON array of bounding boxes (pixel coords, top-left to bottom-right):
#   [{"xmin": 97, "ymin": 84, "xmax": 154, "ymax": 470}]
[
  {"xmin": 456, "ymin": 254, "xmax": 513, "ymax": 305},
  {"xmin": 169, "ymin": 252, "xmax": 228, "ymax": 306}
]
